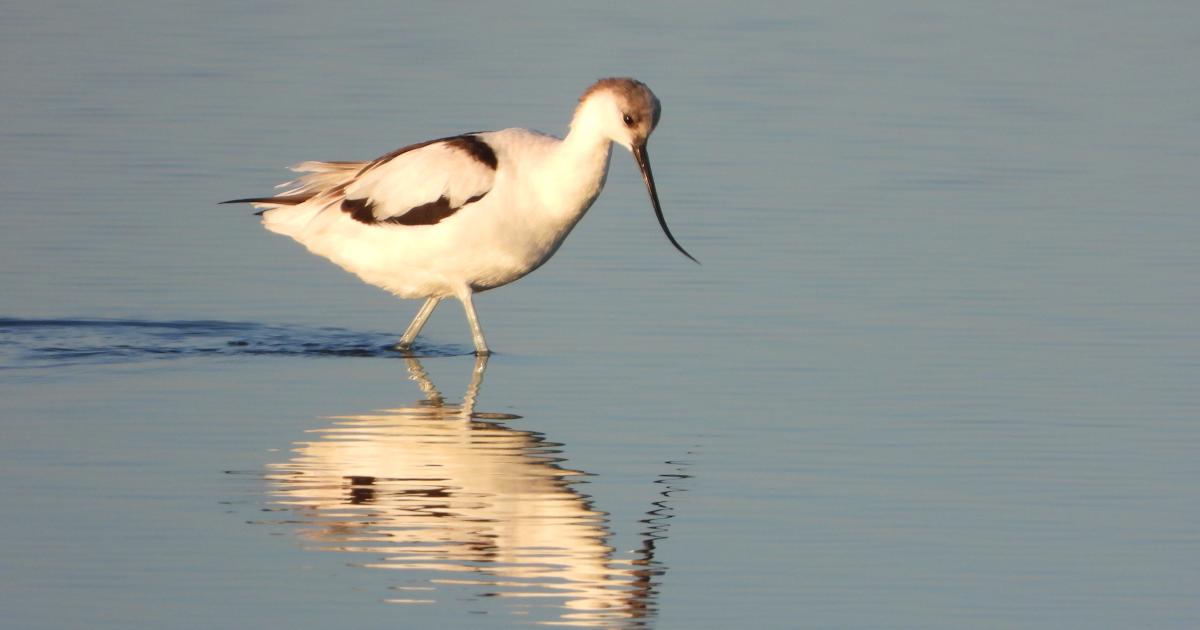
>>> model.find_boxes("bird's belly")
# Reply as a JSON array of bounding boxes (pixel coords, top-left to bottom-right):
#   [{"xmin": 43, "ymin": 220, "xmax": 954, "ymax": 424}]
[
  {"xmin": 448, "ymin": 212, "xmax": 569, "ymax": 292},
  {"xmin": 294, "ymin": 201, "xmax": 570, "ymax": 299}
]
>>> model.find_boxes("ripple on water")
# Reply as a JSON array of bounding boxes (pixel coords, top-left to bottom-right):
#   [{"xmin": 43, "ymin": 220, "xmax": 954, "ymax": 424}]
[{"xmin": 0, "ymin": 318, "xmax": 465, "ymax": 368}]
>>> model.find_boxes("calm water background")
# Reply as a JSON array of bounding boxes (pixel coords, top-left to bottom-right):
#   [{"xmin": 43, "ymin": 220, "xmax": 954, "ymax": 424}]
[{"xmin": 3, "ymin": 1, "xmax": 1198, "ymax": 628}]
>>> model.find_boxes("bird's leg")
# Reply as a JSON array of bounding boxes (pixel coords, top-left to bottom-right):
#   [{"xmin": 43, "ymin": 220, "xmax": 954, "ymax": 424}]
[
  {"xmin": 397, "ymin": 297, "xmax": 441, "ymax": 350},
  {"xmin": 457, "ymin": 292, "xmax": 491, "ymax": 355}
]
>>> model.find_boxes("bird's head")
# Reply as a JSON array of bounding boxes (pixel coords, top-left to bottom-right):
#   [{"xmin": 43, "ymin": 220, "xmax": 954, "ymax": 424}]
[
  {"xmin": 575, "ymin": 78, "xmax": 696, "ymax": 263},
  {"xmin": 577, "ymin": 77, "xmax": 662, "ymax": 151}
]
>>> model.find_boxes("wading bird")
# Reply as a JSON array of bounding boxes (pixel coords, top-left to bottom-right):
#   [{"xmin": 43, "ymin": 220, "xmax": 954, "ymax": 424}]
[{"xmin": 224, "ymin": 78, "xmax": 695, "ymax": 354}]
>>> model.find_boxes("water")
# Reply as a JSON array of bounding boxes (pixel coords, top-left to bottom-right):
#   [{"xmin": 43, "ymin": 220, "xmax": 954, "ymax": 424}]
[{"xmin": 3, "ymin": 1, "xmax": 1199, "ymax": 628}]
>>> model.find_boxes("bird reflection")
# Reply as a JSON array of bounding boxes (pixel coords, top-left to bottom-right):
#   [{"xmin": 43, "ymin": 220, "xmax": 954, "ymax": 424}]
[{"xmin": 262, "ymin": 356, "xmax": 688, "ymax": 627}]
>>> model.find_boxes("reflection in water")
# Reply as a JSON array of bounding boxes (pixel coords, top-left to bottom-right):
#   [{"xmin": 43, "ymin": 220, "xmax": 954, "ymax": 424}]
[{"xmin": 261, "ymin": 356, "xmax": 689, "ymax": 627}]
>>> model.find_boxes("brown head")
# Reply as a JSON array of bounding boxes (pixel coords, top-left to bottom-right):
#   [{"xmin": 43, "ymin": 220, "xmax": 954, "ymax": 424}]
[{"xmin": 576, "ymin": 78, "xmax": 696, "ymax": 264}]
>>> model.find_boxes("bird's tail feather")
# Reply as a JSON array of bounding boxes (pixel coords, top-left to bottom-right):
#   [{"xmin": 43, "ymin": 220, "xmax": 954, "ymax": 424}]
[{"xmin": 223, "ymin": 160, "xmax": 369, "ymax": 235}]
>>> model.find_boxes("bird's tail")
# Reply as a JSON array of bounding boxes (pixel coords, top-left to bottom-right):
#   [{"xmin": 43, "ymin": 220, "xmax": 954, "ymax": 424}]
[{"xmin": 223, "ymin": 160, "xmax": 368, "ymax": 236}]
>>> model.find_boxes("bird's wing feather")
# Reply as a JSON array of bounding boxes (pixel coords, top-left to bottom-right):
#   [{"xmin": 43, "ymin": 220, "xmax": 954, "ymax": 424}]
[{"xmin": 343, "ymin": 135, "xmax": 497, "ymax": 225}]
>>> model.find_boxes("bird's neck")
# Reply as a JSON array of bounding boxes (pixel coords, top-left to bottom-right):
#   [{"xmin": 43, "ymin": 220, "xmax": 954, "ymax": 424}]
[{"xmin": 544, "ymin": 120, "xmax": 614, "ymax": 223}]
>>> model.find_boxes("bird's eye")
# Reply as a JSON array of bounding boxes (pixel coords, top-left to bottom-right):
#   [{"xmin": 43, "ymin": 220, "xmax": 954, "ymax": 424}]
[{"xmin": 622, "ymin": 114, "xmax": 634, "ymax": 127}]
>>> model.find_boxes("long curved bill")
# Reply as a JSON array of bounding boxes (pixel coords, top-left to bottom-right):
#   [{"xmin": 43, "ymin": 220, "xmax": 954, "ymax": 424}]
[{"xmin": 632, "ymin": 143, "xmax": 699, "ymax": 264}]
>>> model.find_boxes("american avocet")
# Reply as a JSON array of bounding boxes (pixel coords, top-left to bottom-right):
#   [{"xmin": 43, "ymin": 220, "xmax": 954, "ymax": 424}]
[{"xmin": 224, "ymin": 77, "xmax": 694, "ymax": 355}]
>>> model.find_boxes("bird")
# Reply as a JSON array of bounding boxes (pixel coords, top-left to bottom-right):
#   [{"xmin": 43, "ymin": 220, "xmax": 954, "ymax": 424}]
[{"xmin": 223, "ymin": 77, "xmax": 695, "ymax": 355}]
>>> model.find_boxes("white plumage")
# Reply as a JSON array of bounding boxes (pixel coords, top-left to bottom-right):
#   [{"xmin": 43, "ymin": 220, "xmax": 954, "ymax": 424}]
[{"xmin": 225, "ymin": 78, "xmax": 694, "ymax": 354}]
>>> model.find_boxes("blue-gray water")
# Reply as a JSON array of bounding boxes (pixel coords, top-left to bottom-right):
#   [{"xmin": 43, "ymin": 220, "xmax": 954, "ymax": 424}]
[{"xmin": 3, "ymin": 2, "xmax": 1198, "ymax": 628}]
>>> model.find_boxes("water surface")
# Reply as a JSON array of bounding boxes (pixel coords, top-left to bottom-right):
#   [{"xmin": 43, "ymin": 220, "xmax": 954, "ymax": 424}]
[{"xmin": 2, "ymin": 1, "xmax": 1198, "ymax": 628}]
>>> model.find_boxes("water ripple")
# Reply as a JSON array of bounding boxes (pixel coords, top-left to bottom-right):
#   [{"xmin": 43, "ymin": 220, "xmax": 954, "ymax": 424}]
[{"xmin": 0, "ymin": 317, "xmax": 464, "ymax": 367}]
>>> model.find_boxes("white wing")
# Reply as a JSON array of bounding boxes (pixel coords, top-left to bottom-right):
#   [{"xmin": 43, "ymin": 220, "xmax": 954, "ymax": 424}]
[{"xmin": 342, "ymin": 134, "xmax": 498, "ymax": 225}]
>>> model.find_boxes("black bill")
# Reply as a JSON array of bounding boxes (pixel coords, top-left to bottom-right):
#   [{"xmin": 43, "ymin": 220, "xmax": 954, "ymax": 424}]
[{"xmin": 633, "ymin": 143, "xmax": 699, "ymax": 264}]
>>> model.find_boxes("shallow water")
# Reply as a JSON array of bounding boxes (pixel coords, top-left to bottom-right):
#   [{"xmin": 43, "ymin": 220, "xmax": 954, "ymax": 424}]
[
  {"xmin": 0, "ymin": 318, "xmax": 461, "ymax": 366},
  {"xmin": 3, "ymin": 1, "xmax": 1199, "ymax": 628}
]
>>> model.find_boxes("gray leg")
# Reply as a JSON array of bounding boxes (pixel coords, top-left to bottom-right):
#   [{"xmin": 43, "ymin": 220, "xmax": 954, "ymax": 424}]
[
  {"xmin": 458, "ymin": 292, "xmax": 490, "ymax": 355},
  {"xmin": 397, "ymin": 296, "xmax": 441, "ymax": 350}
]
